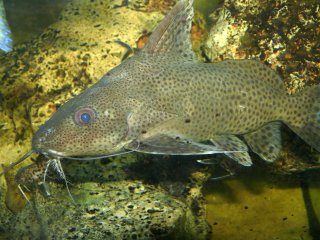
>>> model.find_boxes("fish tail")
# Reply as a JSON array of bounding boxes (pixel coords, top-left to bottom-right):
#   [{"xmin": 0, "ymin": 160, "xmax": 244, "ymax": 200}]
[{"xmin": 285, "ymin": 85, "xmax": 320, "ymax": 152}]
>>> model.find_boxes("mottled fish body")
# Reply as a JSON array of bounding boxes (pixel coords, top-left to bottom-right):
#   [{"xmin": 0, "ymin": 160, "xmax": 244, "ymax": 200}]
[{"xmin": 31, "ymin": 0, "xmax": 320, "ymax": 167}]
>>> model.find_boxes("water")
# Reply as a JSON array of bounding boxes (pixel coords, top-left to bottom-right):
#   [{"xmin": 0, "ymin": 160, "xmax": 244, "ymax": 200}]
[{"xmin": 3, "ymin": 0, "xmax": 70, "ymax": 45}]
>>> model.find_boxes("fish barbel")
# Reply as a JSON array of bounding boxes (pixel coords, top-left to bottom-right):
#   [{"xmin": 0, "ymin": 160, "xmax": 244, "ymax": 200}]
[{"xmin": 22, "ymin": 0, "xmax": 320, "ymax": 167}]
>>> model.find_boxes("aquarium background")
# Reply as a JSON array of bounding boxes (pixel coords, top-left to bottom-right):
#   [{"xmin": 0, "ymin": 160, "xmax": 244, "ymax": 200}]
[{"xmin": 0, "ymin": 0, "xmax": 319, "ymax": 239}]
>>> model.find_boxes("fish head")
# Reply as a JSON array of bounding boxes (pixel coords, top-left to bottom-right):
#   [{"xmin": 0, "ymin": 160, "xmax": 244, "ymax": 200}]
[
  {"xmin": 32, "ymin": 0, "xmax": 197, "ymax": 158},
  {"xmin": 32, "ymin": 83, "xmax": 133, "ymax": 157}
]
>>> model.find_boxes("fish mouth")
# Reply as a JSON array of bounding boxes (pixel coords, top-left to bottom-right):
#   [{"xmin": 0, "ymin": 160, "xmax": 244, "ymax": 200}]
[
  {"xmin": 44, "ymin": 149, "xmax": 68, "ymax": 158},
  {"xmin": 32, "ymin": 139, "xmax": 135, "ymax": 160},
  {"xmin": 37, "ymin": 147, "xmax": 134, "ymax": 161},
  {"xmin": 31, "ymin": 125, "xmax": 57, "ymax": 153},
  {"xmin": 32, "ymin": 132, "xmax": 136, "ymax": 160}
]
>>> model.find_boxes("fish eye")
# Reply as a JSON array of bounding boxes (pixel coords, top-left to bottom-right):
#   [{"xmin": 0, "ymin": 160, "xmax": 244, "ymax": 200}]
[{"xmin": 74, "ymin": 107, "xmax": 96, "ymax": 125}]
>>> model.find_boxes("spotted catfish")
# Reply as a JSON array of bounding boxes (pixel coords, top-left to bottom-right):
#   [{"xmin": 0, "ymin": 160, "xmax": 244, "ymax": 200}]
[{"xmin": 30, "ymin": 0, "xmax": 320, "ymax": 167}]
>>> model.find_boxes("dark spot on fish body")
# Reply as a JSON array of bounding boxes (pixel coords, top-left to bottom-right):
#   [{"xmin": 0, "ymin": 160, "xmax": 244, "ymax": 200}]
[{"xmin": 260, "ymin": 135, "xmax": 267, "ymax": 140}]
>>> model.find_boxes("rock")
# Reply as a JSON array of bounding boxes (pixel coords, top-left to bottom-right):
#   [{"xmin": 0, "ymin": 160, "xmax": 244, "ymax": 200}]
[
  {"xmin": 204, "ymin": 0, "xmax": 320, "ymax": 94},
  {"xmin": 5, "ymin": 181, "xmax": 186, "ymax": 239},
  {"xmin": 0, "ymin": 154, "xmax": 212, "ymax": 239}
]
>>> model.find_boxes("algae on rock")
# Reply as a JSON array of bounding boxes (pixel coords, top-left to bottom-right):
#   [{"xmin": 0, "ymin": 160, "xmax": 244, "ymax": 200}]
[{"xmin": 204, "ymin": 0, "xmax": 320, "ymax": 94}]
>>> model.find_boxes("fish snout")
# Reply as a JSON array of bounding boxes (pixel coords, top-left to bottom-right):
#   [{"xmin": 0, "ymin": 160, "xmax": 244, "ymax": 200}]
[{"xmin": 32, "ymin": 125, "xmax": 56, "ymax": 154}]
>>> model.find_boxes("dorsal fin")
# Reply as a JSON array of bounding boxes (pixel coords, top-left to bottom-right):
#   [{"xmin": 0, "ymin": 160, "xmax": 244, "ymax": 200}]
[{"xmin": 141, "ymin": 0, "xmax": 196, "ymax": 62}]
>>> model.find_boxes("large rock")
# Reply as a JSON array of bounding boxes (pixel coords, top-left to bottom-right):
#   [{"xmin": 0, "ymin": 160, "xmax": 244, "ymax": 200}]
[
  {"xmin": 204, "ymin": 0, "xmax": 320, "ymax": 94},
  {"xmin": 6, "ymin": 180, "xmax": 187, "ymax": 239}
]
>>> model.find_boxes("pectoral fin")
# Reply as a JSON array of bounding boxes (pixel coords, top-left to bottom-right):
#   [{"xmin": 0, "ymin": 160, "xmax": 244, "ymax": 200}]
[
  {"xmin": 243, "ymin": 122, "xmax": 282, "ymax": 162},
  {"xmin": 125, "ymin": 134, "xmax": 226, "ymax": 155},
  {"xmin": 210, "ymin": 135, "xmax": 252, "ymax": 166}
]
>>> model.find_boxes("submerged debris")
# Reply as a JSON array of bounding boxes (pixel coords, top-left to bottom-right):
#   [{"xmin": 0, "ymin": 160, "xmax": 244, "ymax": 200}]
[{"xmin": 2, "ymin": 164, "xmax": 30, "ymax": 213}]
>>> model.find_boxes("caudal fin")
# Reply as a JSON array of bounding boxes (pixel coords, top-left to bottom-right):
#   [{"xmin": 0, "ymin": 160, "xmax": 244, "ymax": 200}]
[{"xmin": 286, "ymin": 85, "xmax": 320, "ymax": 152}]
